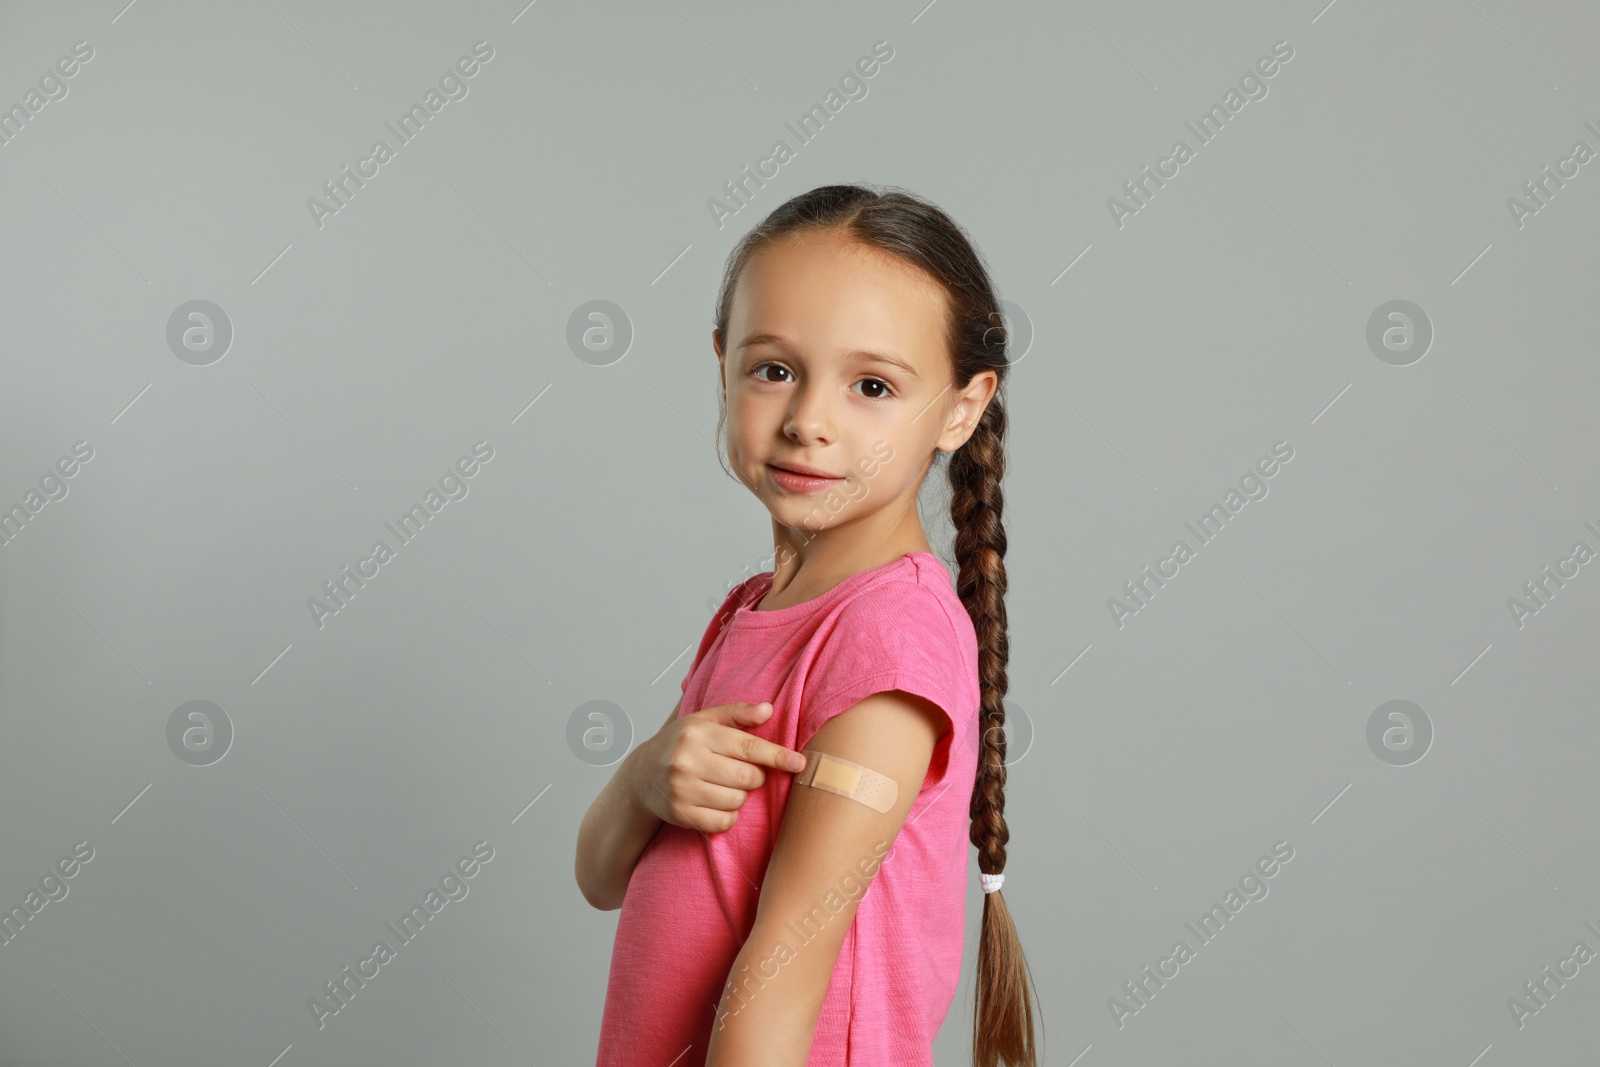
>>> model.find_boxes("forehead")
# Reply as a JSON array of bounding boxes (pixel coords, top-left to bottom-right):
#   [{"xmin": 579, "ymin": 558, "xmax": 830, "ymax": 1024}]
[{"xmin": 728, "ymin": 230, "xmax": 949, "ymax": 364}]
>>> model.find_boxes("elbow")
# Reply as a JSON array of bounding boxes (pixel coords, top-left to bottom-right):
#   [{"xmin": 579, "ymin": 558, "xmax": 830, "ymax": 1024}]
[
  {"xmin": 574, "ymin": 858, "xmax": 601, "ymax": 911},
  {"xmin": 580, "ymin": 883, "xmax": 624, "ymax": 912},
  {"xmin": 574, "ymin": 850, "xmax": 598, "ymax": 910},
  {"xmin": 574, "ymin": 857, "xmax": 623, "ymax": 912}
]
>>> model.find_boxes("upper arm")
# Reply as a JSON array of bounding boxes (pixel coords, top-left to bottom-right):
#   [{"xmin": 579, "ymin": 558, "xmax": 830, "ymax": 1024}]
[
  {"xmin": 662, "ymin": 694, "xmax": 683, "ymax": 728},
  {"xmin": 759, "ymin": 688, "xmax": 948, "ymax": 926},
  {"xmin": 720, "ymin": 689, "xmax": 948, "ymax": 1032}
]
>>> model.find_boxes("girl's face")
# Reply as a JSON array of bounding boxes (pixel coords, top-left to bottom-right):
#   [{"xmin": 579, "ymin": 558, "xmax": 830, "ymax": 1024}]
[{"xmin": 715, "ymin": 228, "xmax": 995, "ymax": 541}]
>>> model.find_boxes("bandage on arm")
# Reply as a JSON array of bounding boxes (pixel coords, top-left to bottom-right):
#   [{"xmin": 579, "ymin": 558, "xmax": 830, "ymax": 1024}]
[{"xmin": 793, "ymin": 747, "xmax": 899, "ymax": 813}]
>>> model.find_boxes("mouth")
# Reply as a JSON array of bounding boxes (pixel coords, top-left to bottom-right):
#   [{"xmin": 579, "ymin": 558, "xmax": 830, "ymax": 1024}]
[
  {"xmin": 769, "ymin": 460, "xmax": 838, "ymax": 479},
  {"xmin": 767, "ymin": 462, "xmax": 844, "ymax": 493}
]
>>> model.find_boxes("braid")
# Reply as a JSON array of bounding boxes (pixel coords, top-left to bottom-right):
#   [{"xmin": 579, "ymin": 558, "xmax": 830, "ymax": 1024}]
[
  {"xmin": 952, "ymin": 400, "xmax": 1009, "ymax": 873},
  {"xmin": 950, "ymin": 394, "xmax": 1038, "ymax": 1067}
]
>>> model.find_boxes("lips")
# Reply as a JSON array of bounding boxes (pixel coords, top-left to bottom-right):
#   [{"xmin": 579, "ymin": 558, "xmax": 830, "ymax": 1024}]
[{"xmin": 768, "ymin": 461, "xmax": 840, "ymax": 479}]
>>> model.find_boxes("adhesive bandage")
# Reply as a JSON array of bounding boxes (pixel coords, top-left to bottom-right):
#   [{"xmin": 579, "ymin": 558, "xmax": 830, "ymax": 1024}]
[{"xmin": 793, "ymin": 748, "xmax": 898, "ymax": 813}]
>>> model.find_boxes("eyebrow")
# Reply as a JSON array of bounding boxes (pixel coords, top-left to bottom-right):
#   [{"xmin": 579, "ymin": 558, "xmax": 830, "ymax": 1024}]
[{"xmin": 736, "ymin": 333, "xmax": 920, "ymax": 379}]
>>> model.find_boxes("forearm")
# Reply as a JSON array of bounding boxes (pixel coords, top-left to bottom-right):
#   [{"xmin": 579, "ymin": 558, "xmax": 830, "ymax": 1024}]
[{"xmin": 574, "ymin": 749, "xmax": 662, "ymax": 911}]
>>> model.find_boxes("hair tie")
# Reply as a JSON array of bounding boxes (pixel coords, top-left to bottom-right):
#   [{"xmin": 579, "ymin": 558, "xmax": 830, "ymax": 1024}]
[{"xmin": 980, "ymin": 872, "xmax": 1005, "ymax": 894}]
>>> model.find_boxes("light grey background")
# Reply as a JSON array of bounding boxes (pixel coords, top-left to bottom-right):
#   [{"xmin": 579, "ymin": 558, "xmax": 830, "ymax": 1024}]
[{"xmin": 2, "ymin": 0, "xmax": 1597, "ymax": 1064}]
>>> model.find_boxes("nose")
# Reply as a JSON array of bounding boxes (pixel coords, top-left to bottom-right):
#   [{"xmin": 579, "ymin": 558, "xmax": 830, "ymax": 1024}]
[{"xmin": 782, "ymin": 380, "xmax": 836, "ymax": 446}]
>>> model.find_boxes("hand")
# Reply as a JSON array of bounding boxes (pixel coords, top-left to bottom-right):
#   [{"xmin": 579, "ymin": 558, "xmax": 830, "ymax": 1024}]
[{"xmin": 629, "ymin": 701, "xmax": 808, "ymax": 833}]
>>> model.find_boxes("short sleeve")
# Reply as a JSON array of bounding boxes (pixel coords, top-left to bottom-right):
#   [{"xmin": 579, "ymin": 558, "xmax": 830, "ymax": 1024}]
[
  {"xmin": 798, "ymin": 580, "xmax": 970, "ymax": 756},
  {"xmin": 680, "ymin": 576, "xmax": 762, "ymax": 695}
]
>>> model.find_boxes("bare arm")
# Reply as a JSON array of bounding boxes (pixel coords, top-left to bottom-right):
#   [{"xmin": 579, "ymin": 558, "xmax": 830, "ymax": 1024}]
[
  {"xmin": 573, "ymin": 697, "xmax": 679, "ymax": 911},
  {"xmin": 705, "ymin": 689, "xmax": 948, "ymax": 1066}
]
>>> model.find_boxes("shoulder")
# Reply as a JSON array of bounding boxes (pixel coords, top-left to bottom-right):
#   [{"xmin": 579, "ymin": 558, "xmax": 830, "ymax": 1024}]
[
  {"xmin": 830, "ymin": 576, "xmax": 958, "ymax": 643},
  {"xmin": 801, "ymin": 567, "xmax": 976, "ymax": 733},
  {"xmin": 826, "ymin": 558, "xmax": 973, "ymax": 665}
]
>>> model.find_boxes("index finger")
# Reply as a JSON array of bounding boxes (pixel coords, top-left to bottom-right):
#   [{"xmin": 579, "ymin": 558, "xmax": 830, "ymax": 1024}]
[{"xmin": 714, "ymin": 725, "xmax": 808, "ymax": 774}]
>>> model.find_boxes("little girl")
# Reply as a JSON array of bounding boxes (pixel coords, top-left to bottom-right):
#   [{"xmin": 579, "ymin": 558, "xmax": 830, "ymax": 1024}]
[{"xmin": 578, "ymin": 184, "xmax": 1040, "ymax": 1066}]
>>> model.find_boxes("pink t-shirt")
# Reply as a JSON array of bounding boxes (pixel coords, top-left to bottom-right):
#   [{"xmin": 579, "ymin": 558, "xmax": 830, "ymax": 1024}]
[{"xmin": 594, "ymin": 550, "xmax": 981, "ymax": 1066}]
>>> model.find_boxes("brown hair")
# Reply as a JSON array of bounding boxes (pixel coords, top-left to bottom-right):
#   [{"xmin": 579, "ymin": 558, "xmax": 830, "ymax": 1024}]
[{"xmin": 710, "ymin": 183, "xmax": 1041, "ymax": 1067}]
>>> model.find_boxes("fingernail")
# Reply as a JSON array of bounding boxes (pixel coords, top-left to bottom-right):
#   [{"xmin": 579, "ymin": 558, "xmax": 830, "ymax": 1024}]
[{"xmin": 789, "ymin": 753, "xmax": 806, "ymax": 771}]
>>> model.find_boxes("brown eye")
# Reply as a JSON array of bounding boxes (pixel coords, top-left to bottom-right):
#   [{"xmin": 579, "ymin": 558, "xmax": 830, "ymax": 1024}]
[
  {"xmin": 751, "ymin": 362, "xmax": 791, "ymax": 384},
  {"xmin": 856, "ymin": 378, "xmax": 894, "ymax": 400}
]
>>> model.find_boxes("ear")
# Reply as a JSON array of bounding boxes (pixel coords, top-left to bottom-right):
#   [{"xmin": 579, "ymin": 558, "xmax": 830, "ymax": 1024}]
[{"xmin": 935, "ymin": 369, "xmax": 999, "ymax": 452}]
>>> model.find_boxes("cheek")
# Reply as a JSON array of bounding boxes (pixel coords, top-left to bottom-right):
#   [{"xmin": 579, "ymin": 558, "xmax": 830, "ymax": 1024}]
[
  {"xmin": 730, "ymin": 393, "xmax": 783, "ymax": 442},
  {"xmin": 726, "ymin": 419, "xmax": 762, "ymax": 469},
  {"xmin": 849, "ymin": 442, "xmax": 903, "ymax": 496}
]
